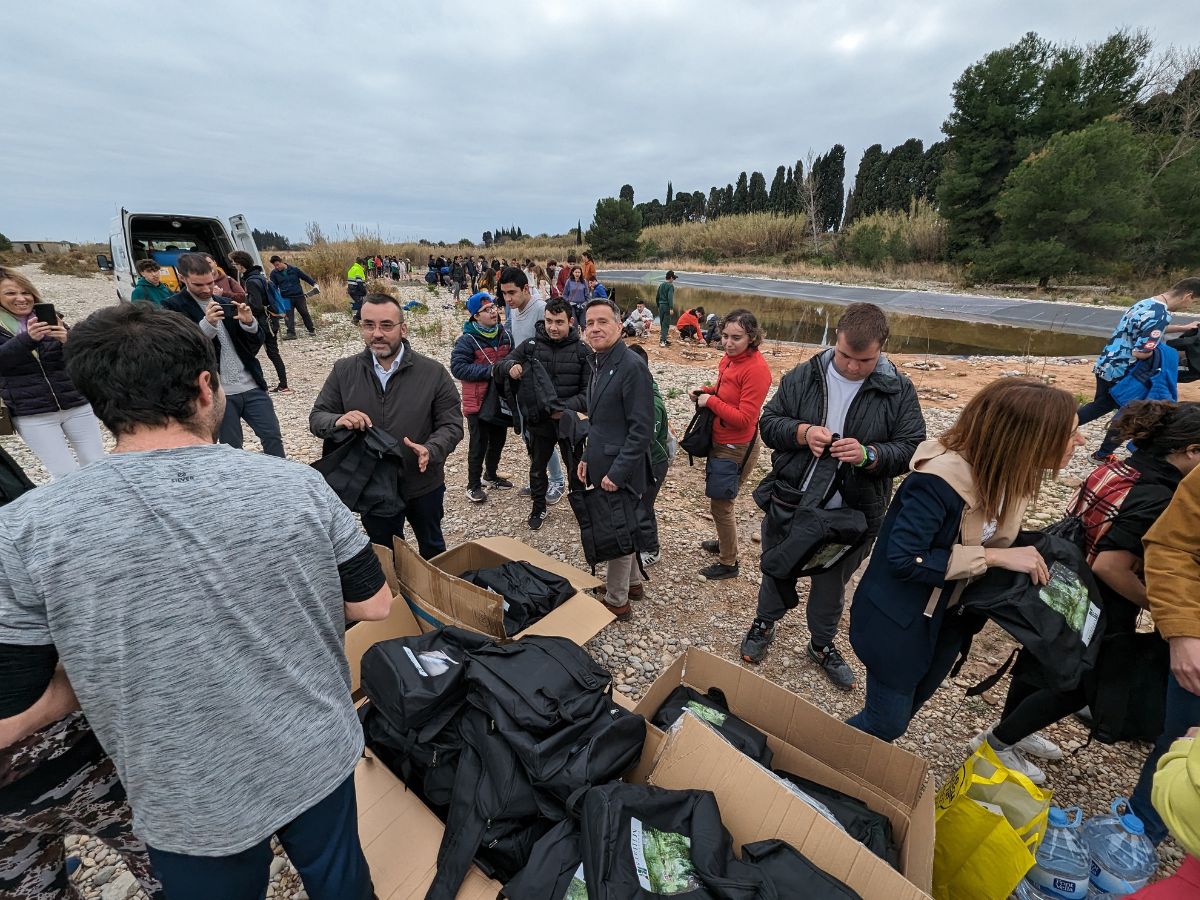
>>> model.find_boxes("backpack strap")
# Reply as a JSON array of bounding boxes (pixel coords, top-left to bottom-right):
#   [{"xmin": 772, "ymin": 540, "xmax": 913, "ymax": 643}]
[{"xmin": 962, "ymin": 648, "xmax": 1018, "ymax": 696}]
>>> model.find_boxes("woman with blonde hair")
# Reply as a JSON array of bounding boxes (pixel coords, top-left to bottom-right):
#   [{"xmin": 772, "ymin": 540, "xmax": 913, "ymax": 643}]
[
  {"xmin": 0, "ymin": 268, "xmax": 104, "ymax": 479},
  {"xmin": 847, "ymin": 377, "xmax": 1086, "ymax": 742}
]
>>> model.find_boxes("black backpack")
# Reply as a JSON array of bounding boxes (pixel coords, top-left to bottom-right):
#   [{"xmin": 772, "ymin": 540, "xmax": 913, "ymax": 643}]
[
  {"xmin": 650, "ymin": 685, "xmax": 773, "ymax": 768},
  {"xmin": 460, "ymin": 560, "xmax": 577, "ymax": 635},
  {"xmin": 578, "ymin": 784, "xmax": 765, "ymax": 899},
  {"xmin": 568, "ymin": 484, "xmax": 658, "ymax": 573},
  {"xmin": 679, "ymin": 405, "xmax": 717, "ymax": 462},
  {"xmin": 1084, "ymin": 631, "xmax": 1170, "ymax": 744},
  {"xmin": 958, "ymin": 532, "xmax": 1106, "ymax": 692},
  {"xmin": 500, "ymin": 819, "xmax": 583, "ymax": 899},
  {"xmin": 741, "ymin": 840, "xmax": 863, "ymax": 900},
  {"xmin": 773, "ymin": 771, "xmax": 897, "ymax": 869},
  {"xmin": 1168, "ymin": 331, "xmax": 1200, "ymax": 384},
  {"xmin": 753, "ymin": 454, "xmax": 868, "ymax": 581}
]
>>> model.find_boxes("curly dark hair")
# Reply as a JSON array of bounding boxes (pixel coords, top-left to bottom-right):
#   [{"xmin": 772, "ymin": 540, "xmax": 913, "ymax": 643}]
[{"xmin": 1115, "ymin": 401, "xmax": 1200, "ymax": 455}]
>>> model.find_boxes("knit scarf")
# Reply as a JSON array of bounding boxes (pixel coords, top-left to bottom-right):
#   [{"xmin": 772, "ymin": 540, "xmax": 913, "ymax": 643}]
[{"xmin": 464, "ymin": 319, "xmax": 501, "ymax": 343}]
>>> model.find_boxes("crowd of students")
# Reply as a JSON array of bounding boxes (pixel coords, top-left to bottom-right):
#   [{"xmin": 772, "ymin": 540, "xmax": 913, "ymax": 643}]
[{"xmin": 0, "ymin": 258, "xmax": 1197, "ymax": 898}]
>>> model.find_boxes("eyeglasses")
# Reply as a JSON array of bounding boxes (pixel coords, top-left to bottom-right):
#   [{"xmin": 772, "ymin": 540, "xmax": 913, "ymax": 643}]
[{"xmin": 360, "ymin": 321, "xmax": 400, "ymax": 332}]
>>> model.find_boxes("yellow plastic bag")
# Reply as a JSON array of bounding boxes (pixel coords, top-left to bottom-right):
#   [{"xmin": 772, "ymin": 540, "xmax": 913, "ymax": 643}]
[{"xmin": 932, "ymin": 740, "xmax": 1052, "ymax": 900}]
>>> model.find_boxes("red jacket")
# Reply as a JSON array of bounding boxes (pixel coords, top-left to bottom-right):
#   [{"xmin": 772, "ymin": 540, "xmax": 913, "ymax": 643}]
[
  {"xmin": 701, "ymin": 348, "xmax": 772, "ymax": 445},
  {"xmin": 676, "ymin": 310, "xmax": 700, "ymax": 332},
  {"xmin": 1130, "ymin": 856, "xmax": 1200, "ymax": 898}
]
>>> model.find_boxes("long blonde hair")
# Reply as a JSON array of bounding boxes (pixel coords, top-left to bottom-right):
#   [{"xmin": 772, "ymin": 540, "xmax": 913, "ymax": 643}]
[{"xmin": 940, "ymin": 377, "xmax": 1076, "ymax": 522}]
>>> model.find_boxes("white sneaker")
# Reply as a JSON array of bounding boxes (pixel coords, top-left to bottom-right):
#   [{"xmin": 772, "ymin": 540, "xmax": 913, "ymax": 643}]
[
  {"xmin": 640, "ymin": 550, "xmax": 661, "ymax": 568},
  {"xmin": 1015, "ymin": 732, "xmax": 1064, "ymax": 761},
  {"xmin": 993, "ymin": 745, "xmax": 1047, "ymax": 785}
]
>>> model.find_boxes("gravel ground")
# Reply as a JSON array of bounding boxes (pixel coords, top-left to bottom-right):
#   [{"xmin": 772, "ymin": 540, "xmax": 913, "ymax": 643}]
[{"xmin": 9, "ymin": 267, "xmax": 1183, "ymax": 895}]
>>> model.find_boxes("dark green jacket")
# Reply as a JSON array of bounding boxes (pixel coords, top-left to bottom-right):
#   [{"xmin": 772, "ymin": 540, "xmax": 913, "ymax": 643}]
[
  {"xmin": 655, "ymin": 280, "xmax": 675, "ymax": 312},
  {"xmin": 650, "ymin": 380, "xmax": 670, "ymax": 466},
  {"xmin": 130, "ymin": 277, "xmax": 172, "ymax": 305}
]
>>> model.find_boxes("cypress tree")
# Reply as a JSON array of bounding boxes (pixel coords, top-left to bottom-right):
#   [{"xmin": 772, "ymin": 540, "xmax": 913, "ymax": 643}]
[
  {"xmin": 733, "ymin": 172, "xmax": 749, "ymax": 213},
  {"xmin": 768, "ymin": 165, "xmax": 787, "ymax": 214}
]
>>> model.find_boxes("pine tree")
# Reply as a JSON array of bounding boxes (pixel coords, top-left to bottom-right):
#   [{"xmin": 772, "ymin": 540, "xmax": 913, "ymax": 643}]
[
  {"xmin": 768, "ymin": 165, "xmax": 787, "ymax": 214},
  {"xmin": 748, "ymin": 171, "xmax": 768, "ymax": 212},
  {"xmin": 707, "ymin": 186, "xmax": 723, "ymax": 220},
  {"xmin": 842, "ymin": 189, "xmax": 856, "ymax": 227},
  {"xmin": 733, "ymin": 172, "xmax": 749, "ymax": 213},
  {"xmin": 585, "ymin": 198, "xmax": 642, "ymax": 260},
  {"xmin": 619, "ymin": 184, "xmax": 635, "ymax": 204},
  {"xmin": 814, "ymin": 144, "xmax": 846, "ymax": 231}
]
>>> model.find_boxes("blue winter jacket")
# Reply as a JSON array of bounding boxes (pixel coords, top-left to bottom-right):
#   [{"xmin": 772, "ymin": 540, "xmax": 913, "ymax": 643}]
[{"xmin": 268, "ymin": 265, "xmax": 316, "ymax": 299}]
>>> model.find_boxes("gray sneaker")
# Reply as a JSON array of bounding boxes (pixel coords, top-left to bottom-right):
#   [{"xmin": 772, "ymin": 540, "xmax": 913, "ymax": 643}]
[
  {"xmin": 740, "ymin": 620, "xmax": 776, "ymax": 664},
  {"xmin": 807, "ymin": 642, "xmax": 856, "ymax": 690},
  {"xmin": 546, "ymin": 483, "xmax": 566, "ymax": 505}
]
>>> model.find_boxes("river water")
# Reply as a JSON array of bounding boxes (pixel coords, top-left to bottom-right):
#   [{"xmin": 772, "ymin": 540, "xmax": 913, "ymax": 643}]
[{"xmin": 609, "ymin": 282, "xmax": 1106, "ymax": 357}]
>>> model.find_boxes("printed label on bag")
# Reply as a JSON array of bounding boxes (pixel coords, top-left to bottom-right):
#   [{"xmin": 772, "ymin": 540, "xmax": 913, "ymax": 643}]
[
  {"xmin": 417, "ymin": 650, "xmax": 457, "ymax": 677},
  {"xmin": 684, "ymin": 700, "xmax": 728, "ymax": 727},
  {"xmin": 630, "ymin": 817, "xmax": 700, "ymax": 894},
  {"xmin": 564, "ymin": 864, "xmax": 588, "ymax": 900},
  {"xmin": 808, "ymin": 542, "xmax": 852, "ymax": 570},
  {"xmin": 403, "ymin": 646, "xmax": 429, "ymax": 677},
  {"xmin": 1039, "ymin": 562, "xmax": 1100, "ymax": 644}
]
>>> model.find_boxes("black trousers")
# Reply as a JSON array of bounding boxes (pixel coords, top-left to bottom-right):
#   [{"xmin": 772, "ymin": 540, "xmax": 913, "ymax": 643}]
[
  {"xmin": 1077, "ymin": 374, "xmax": 1121, "ymax": 455},
  {"xmin": 285, "ymin": 294, "xmax": 315, "ymax": 335},
  {"xmin": 361, "ymin": 484, "xmax": 447, "ymax": 559},
  {"xmin": 255, "ymin": 312, "xmax": 287, "ymax": 387},
  {"xmin": 466, "ymin": 413, "xmax": 508, "ymax": 489},
  {"xmin": 527, "ymin": 428, "xmax": 582, "ymax": 511}
]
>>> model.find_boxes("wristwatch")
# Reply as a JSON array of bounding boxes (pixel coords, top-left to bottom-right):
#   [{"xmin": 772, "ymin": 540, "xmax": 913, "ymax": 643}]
[{"xmin": 859, "ymin": 445, "xmax": 878, "ymax": 468}]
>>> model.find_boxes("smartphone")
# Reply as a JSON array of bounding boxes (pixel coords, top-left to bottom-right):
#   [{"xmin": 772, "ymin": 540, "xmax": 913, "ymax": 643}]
[
  {"xmin": 218, "ymin": 302, "xmax": 237, "ymax": 319},
  {"xmin": 33, "ymin": 303, "xmax": 58, "ymax": 325}
]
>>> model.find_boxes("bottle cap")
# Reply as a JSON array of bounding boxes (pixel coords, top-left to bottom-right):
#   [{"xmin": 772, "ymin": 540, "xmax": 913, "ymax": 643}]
[
  {"xmin": 1120, "ymin": 812, "xmax": 1145, "ymax": 835},
  {"xmin": 1049, "ymin": 807, "xmax": 1068, "ymax": 827}
]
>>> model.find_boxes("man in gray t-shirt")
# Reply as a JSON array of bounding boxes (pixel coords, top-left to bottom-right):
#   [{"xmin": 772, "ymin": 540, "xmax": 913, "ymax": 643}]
[{"xmin": 0, "ymin": 303, "xmax": 391, "ymax": 899}]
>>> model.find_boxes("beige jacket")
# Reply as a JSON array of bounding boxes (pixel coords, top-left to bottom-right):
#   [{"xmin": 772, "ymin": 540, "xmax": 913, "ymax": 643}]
[{"xmin": 910, "ymin": 440, "xmax": 1028, "ymax": 614}]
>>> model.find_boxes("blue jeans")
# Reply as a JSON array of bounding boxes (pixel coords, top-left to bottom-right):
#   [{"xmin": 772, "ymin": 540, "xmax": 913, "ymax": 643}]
[
  {"xmin": 1130, "ymin": 672, "xmax": 1200, "ymax": 843},
  {"xmin": 220, "ymin": 388, "xmax": 285, "ymax": 458},
  {"xmin": 846, "ymin": 613, "xmax": 972, "ymax": 742},
  {"xmin": 361, "ymin": 484, "xmax": 446, "ymax": 559},
  {"xmin": 146, "ymin": 774, "xmax": 370, "ymax": 900}
]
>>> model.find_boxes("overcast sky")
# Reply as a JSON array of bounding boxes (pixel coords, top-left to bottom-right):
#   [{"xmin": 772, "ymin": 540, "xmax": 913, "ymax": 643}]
[{"xmin": 3, "ymin": 1, "xmax": 1193, "ymax": 244}]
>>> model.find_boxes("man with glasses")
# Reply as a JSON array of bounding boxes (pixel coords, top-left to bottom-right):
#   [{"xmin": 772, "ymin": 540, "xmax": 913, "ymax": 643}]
[{"xmin": 310, "ymin": 293, "xmax": 463, "ymax": 558}]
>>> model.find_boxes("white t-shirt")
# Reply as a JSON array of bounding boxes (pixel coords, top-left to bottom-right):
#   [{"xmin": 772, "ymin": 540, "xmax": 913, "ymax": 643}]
[{"xmin": 823, "ymin": 363, "xmax": 866, "ymax": 509}]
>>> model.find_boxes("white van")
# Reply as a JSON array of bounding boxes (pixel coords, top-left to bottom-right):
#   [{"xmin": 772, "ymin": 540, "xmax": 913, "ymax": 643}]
[{"xmin": 98, "ymin": 209, "xmax": 262, "ymax": 302}]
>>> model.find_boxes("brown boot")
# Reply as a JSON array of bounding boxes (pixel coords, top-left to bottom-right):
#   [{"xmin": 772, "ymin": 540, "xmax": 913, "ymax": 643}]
[
  {"xmin": 605, "ymin": 601, "xmax": 633, "ymax": 622},
  {"xmin": 628, "ymin": 583, "xmax": 644, "ymax": 602}
]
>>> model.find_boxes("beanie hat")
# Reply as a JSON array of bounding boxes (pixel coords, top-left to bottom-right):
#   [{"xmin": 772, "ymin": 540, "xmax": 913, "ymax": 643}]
[{"xmin": 466, "ymin": 291, "xmax": 495, "ymax": 318}]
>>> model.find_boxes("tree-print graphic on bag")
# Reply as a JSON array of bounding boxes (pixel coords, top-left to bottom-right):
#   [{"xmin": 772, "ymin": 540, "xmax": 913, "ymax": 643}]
[{"xmin": 630, "ymin": 817, "xmax": 702, "ymax": 893}]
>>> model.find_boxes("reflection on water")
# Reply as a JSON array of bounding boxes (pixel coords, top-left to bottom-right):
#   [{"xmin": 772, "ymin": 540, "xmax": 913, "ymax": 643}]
[{"xmin": 610, "ymin": 282, "xmax": 1105, "ymax": 357}]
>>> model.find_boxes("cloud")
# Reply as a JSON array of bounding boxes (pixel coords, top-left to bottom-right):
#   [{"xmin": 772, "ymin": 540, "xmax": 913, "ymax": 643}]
[{"xmin": 0, "ymin": 0, "xmax": 1191, "ymax": 243}]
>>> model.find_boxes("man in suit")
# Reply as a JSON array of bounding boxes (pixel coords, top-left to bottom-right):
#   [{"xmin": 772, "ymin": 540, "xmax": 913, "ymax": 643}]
[
  {"xmin": 576, "ymin": 297, "xmax": 654, "ymax": 621},
  {"xmin": 163, "ymin": 252, "xmax": 285, "ymax": 457}
]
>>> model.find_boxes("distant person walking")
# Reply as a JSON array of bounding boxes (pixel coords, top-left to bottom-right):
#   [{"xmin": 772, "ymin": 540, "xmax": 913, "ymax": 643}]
[
  {"xmin": 562, "ymin": 265, "xmax": 588, "ymax": 320},
  {"xmin": 230, "ymin": 250, "xmax": 290, "ymax": 394},
  {"xmin": 1079, "ymin": 278, "xmax": 1199, "ymax": 461},
  {"xmin": 268, "ymin": 255, "xmax": 319, "ymax": 339},
  {"xmin": 0, "ymin": 268, "xmax": 106, "ymax": 479},
  {"xmin": 657, "ymin": 270, "xmax": 677, "ymax": 347},
  {"xmin": 690, "ymin": 310, "xmax": 772, "ymax": 580},
  {"xmin": 581, "ymin": 251, "xmax": 597, "ymax": 284}
]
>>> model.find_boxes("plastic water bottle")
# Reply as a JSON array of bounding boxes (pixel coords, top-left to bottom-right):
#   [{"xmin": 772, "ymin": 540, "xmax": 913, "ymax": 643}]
[
  {"xmin": 1013, "ymin": 880, "xmax": 1061, "ymax": 899},
  {"xmin": 1021, "ymin": 806, "xmax": 1090, "ymax": 899},
  {"xmin": 1080, "ymin": 798, "xmax": 1157, "ymax": 896}
]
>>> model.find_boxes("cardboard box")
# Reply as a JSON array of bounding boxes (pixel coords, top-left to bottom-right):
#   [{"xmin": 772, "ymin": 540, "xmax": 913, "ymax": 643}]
[
  {"xmin": 643, "ymin": 715, "xmax": 933, "ymax": 899},
  {"xmin": 356, "ymin": 751, "xmax": 501, "ymax": 899},
  {"xmin": 392, "ymin": 535, "xmax": 613, "ymax": 644},
  {"xmin": 632, "ymin": 648, "xmax": 935, "ymax": 896}
]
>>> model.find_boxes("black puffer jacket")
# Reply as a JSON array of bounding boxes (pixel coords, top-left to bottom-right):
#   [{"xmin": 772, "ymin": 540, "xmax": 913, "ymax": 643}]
[
  {"xmin": 0, "ymin": 326, "xmax": 89, "ymax": 417},
  {"xmin": 494, "ymin": 321, "xmax": 591, "ymax": 431},
  {"xmin": 757, "ymin": 348, "xmax": 926, "ymax": 533}
]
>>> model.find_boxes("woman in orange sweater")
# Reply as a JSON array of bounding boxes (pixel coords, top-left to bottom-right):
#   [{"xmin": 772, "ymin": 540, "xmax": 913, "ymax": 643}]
[{"xmin": 689, "ymin": 309, "xmax": 774, "ymax": 579}]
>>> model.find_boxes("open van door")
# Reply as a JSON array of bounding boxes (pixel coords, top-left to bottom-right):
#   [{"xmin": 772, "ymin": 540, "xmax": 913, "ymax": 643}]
[
  {"xmin": 228, "ymin": 215, "xmax": 262, "ymax": 267},
  {"xmin": 109, "ymin": 212, "xmax": 134, "ymax": 302}
]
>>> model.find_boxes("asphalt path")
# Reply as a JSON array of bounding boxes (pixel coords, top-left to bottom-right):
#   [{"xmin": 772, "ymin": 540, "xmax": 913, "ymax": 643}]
[{"xmin": 598, "ymin": 269, "xmax": 1144, "ymax": 338}]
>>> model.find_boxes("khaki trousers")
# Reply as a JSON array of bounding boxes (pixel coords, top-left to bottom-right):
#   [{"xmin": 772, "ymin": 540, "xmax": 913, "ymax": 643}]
[{"xmin": 709, "ymin": 437, "xmax": 760, "ymax": 565}]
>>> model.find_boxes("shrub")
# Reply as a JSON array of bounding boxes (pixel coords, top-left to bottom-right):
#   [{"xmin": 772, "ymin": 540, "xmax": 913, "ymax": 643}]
[
  {"xmin": 40, "ymin": 250, "xmax": 99, "ymax": 278},
  {"xmin": 586, "ymin": 198, "xmax": 642, "ymax": 260},
  {"xmin": 842, "ymin": 201, "xmax": 947, "ymax": 268},
  {"xmin": 640, "ymin": 213, "xmax": 809, "ymax": 259}
]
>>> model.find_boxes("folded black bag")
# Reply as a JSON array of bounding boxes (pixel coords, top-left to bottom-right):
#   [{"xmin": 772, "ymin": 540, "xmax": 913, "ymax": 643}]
[
  {"xmin": 459, "ymin": 560, "xmax": 576, "ymax": 635},
  {"xmin": 360, "ymin": 627, "xmax": 491, "ymax": 741},
  {"xmin": 742, "ymin": 839, "xmax": 863, "ymax": 899},
  {"xmin": 579, "ymin": 783, "xmax": 765, "ymax": 899},
  {"xmin": 568, "ymin": 485, "xmax": 657, "ymax": 573},
  {"xmin": 679, "ymin": 404, "xmax": 716, "ymax": 462},
  {"xmin": 959, "ymin": 531, "xmax": 1106, "ymax": 692},
  {"xmin": 361, "ymin": 705, "xmax": 462, "ymax": 811},
  {"xmin": 753, "ymin": 456, "xmax": 867, "ymax": 581},
  {"xmin": 650, "ymin": 685, "xmax": 773, "ymax": 768},
  {"xmin": 500, "ymin": 819, "xmax": 583, "ymax": 899},
  {"xmin": 773, "ymin": 771, "xmax": 898, "ymax": 869}
]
